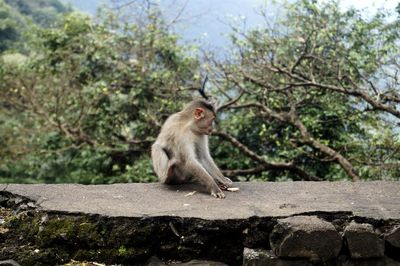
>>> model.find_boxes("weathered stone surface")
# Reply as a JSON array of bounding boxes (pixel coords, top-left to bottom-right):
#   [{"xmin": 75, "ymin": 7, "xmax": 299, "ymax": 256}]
[
  {"xmin": 385, "ymin": 225, "xmax": 400, "ymax": 248},
  {"xmin": 344, "ymin": 222, "xmax": 384, "ymax": 258},
  {"xmin": 243, "ymin": 219, "xmax": 275, "ymax": 248},
  {"xmin": 243, "ymin": 248, "xmax": 312, "ymax": 266},
  {"xmin": 1, "ymin": 182, "xmax": 400, "ymax": 266},
  {"xmin": 385, "ymin": 257, "xmax": 400, "ymax": 266},
  {"xmin": 337, "ymin": 256, "xmax": 400, "ymax": 266},
  {"xmin": 146, "ymin": 258, "xmax": 229, "ymax": 266},
  {"xmin": 270, "ymin": 216, "xmax": 342, "ymax": 261},
  {"xmin": 145, "ymin": 256, "xmax": 167, "ymax": 265},
  {"xmin": 1, "ymin": 182, "xmax": 400, "ymax": 220},
  {"xmin": 0, "ymin": 260, "xmax": 21, "ymax": 266},
  {"xmin": 173, "ymin": 260, "xmax": 228, "ymax": 265},
  {"xmin": 243, "ymin": 248, "xmax": 275, "ymax": 266}
]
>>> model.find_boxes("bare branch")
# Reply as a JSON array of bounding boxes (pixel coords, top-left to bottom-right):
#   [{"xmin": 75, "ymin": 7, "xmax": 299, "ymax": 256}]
[
  {"xmin": 216, "ymin": 90, "xmax": 246, "ymax": 112},
  {"xmin": 221, "ymin": 99, "xmax": 361, "ymax": 181},
  {"xmin": 213, "ymin": 131, "xmax": 321, "ymax": 181}
]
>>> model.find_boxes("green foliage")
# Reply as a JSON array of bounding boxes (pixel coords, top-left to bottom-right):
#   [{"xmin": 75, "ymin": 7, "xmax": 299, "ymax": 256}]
[
  {"xmin": 0, "ymin": 8, "xmax": 199, "ymax": 184},
  {"xmin": 1, "ymin": 0, "xmax": 399, "ymax": 183}
]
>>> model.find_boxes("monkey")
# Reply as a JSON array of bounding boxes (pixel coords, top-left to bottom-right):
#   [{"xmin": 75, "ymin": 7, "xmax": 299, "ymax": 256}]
[{"xmin": 151, "ymin": 99, "xmax": 233, "ymax": 198}]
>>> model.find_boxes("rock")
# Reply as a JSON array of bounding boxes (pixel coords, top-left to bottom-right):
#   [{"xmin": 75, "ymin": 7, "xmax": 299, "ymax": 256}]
[
  {"xmin": 243, "ymin": 219, "xmax": 275, "ymax": 248},
  {"xmin": 145, "ymin": 256, "xmax": 166, "ymax": 266},
  {"xmin": 243, "ymin": 248, "xmax": 312, "ymax": 266},
  {"xmin": 144, "ymin": 256, "xmax": 228, "ymax": 266},
  {"xmin": 385, "ymin": 256, "xmax": 400, "ymax": 266},
  {"xmin": 270, "ymin": 216, "xmax": 342, "ymax": 261},
  {"xmin": 0, "ymin": 260, "xmax": 21, "ymax": 266},
  {"xmin": 384, "ymin": 225, "xmax": 400, "ymax": 249},
  {"xmin": 174, "ymin": 260, "xmax": 228, "ymax": 266},
  {"xmin": 337, "ymin": 256, "xmax": 400, "ymax": 266},
  {"xmin": 243, "ymin": 248, "xmax": 276, "ymax": 266},
  {"xmin": 344, "ymin": 221, "xmax": 384, "ymax": 258},
  {"xmin": 0, "ymin": 195, "xmax": 8, "ymax": 204}
]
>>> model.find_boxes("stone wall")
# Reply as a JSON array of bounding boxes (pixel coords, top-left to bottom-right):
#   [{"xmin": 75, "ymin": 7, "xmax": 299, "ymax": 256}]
[
  {"xmin": 244, "ymin": 216, "xmax": 400, "ymax": 265},
  {"xmin": 0, "ymin": 182, "xmax": 399, "ymax": 265}
]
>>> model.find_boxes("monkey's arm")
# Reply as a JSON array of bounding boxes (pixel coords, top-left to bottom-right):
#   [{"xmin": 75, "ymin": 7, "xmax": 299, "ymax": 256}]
[
  {"xmin": 182, "ymin": 145, "xmax": 225, "ymax": 198},
  {"xmin": 197, "ymin": 140, "xmax": 232, "ymax": 189},
  {"xmin": 202, "ymin": 152, "xmax": 224, "ymax": 178},
  {"xmin": 201, "ymin": 153, "xmax": 232, "ymax": 188}
]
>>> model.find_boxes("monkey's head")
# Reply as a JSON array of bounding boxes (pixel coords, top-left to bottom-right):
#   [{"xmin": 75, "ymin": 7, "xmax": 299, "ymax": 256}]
[{"xmin": 185, "ymin": 99, "xmax": 216, "ymax": 135}]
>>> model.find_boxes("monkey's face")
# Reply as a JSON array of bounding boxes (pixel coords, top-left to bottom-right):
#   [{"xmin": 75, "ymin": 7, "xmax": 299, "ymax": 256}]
[{"xmin": 193, "ymin": 108, "xmax": 215, "ymax": 135}]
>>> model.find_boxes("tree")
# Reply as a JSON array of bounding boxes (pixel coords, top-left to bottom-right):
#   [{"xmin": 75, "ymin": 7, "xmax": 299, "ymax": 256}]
[
  {"xmin": 0, "ymin": 9, "xmax": 200, "ymax": 183},
  {"xmin": 209, "ymin": 0, "xmax": 400, "ymax": 181}
]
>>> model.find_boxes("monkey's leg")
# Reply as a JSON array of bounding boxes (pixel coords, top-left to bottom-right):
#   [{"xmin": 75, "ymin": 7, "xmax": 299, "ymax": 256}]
[
  {"xmin": 152, "ymin": 144, "xmax": 186, "ymax": 184},
  {"xmin": 165, "ymin": 159, "xmax": 188, "ymax": 184},
  {"xmin": 172, "ymin": 164, "xmax": 188, "ymax": 184},
  {"xmin": 151, "ymin": 144, "xmax": 174, "ymax": 184}
]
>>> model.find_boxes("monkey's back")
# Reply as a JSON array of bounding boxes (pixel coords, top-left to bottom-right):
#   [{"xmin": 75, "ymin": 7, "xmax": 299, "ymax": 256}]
[{"xmin": 154, "ymin": 112, "xmax": 191, "ymax": 158}]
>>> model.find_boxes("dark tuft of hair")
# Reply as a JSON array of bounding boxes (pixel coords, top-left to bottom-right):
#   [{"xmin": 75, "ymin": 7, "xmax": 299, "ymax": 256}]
[
  {"xmin": 184, "ymin": 99, "xmax": 216, "ymax": 115},
  {"xmin": 199, "ymin": 100, "xmax": 215, "ymax": 114}
]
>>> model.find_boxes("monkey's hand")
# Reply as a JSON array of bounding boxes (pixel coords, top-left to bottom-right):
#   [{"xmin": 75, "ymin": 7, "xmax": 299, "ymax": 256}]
[
  {"xmin": 216, "ymin": 176, "xmax": 233, "ymax": 190},
  {"xmin": 211, "ymin": 187, "xmax": 225, "ymax": 199}
]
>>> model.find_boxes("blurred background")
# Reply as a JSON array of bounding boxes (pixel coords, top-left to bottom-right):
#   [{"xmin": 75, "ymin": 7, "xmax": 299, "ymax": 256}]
[{"xmin": 1, "ymin": 0, "xmax": 399, "ymax": 184}]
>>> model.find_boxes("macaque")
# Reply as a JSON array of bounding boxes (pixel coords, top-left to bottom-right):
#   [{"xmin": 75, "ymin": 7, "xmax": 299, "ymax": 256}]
[{"xmin": 151, "ymin": 99, "xmax": 232, "ymax": 198}]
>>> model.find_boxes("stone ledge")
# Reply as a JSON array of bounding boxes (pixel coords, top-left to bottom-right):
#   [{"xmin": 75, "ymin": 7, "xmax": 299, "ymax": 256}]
[
  {"xmin": 1, "ymin": 182, "xmax": 400, "ymax": 266},
  {"xmin": 1, "ymin": 181, "xmax": 400, "ymax": 220}
]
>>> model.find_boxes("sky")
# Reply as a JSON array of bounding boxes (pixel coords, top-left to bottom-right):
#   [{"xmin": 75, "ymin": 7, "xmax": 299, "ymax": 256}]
[
  {"xmin": 62, "ymin": 0, "xmax": 399, "ymax": 49},
  {"xmin": 340, "ymin": 0, "xmax": 398, "ymax": 11}
]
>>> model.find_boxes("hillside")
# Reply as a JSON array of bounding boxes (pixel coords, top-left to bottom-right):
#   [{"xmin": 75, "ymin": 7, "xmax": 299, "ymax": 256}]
[{"xmin": 0, "ymin": 0, "xmax": 70, "ymax": 52}]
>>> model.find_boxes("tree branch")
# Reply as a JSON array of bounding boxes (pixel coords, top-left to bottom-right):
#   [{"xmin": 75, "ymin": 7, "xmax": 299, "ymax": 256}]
[{"xmin": 213, "ymin": 131, "xmax": 321, "ymax": 181}]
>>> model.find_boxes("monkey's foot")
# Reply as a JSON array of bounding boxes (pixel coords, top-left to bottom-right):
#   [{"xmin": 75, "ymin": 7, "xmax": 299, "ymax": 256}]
[
  {"xmin": 218, "ymin": 184, "xmax": 229, "ymax": 190},
  {"xmin": 217, "ymin": 176, "xmax": 233, "ymax": 190},
  {"xmin": 164, "ymin": 159, "xmax": 183, "ymax": 184},
  {"xmin": 211, "ymin": 188, "xmax": 225, "ymax": 199},
  {"xmin": 165, "ymin": 159, "xmax": 177, "ymax": 180}
]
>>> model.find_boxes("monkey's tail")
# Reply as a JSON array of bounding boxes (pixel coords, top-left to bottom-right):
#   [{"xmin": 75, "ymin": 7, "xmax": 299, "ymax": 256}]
[{"xmin": 151, "ymin": 143, "xmax": 169, "ymax": 183}]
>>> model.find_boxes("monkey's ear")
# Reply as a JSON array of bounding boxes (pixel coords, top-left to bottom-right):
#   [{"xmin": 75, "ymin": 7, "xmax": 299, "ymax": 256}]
[{"xmin": 194, "ymin": 108, "xmax": 205, "ymax": 120}]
